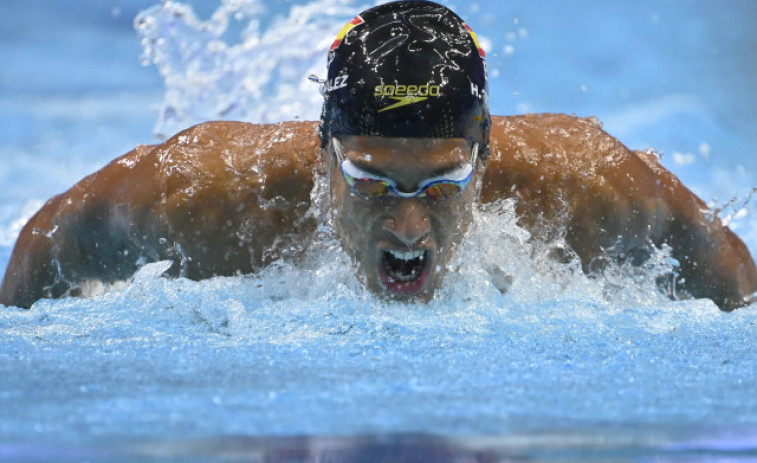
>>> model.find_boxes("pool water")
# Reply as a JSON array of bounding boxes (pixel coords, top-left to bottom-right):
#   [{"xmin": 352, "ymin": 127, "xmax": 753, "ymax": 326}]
[{"xmin": 1, "ymin": 1, "xmax": 757, "ymax": 461}]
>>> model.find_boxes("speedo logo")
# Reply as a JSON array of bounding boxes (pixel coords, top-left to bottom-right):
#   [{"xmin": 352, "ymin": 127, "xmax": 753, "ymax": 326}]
[{"xmin": 375, "ymin": 84, "xmax": 441, "ymax": 113}]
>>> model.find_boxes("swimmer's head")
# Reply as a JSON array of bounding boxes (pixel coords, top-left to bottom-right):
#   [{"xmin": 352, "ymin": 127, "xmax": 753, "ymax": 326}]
[{"xmin": 318, "ymin": 0, "xmax": 490, "ymax": 159}]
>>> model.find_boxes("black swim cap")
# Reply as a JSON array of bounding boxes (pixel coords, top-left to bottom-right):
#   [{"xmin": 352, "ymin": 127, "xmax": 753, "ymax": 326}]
[{"xmin": 319, "ymin": 0, "xmax": 491, "ymax": 159}]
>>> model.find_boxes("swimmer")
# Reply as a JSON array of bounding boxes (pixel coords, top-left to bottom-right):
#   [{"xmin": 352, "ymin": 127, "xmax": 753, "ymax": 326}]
[{"xmin": 1, "ymin": 0, "xmax": 756, "ymax": 310}]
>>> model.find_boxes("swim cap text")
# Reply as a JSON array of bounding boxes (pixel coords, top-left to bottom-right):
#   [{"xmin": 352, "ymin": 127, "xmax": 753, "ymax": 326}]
[{"xmin": 374, "ymin": 84, "xmax": 441, "ymax": 98}]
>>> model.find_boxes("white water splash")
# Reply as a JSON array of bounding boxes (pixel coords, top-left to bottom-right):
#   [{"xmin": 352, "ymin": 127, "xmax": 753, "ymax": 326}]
[{"xmin": 135, "ymin": 0, "xmax": 365, "ymax": 138}]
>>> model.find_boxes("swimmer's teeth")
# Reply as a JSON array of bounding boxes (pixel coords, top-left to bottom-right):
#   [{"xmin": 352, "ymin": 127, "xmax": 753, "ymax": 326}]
[
  {"xmin": 384, "ymin": 249, "xmax": 426, "ymax": 283},
  {"xmin": 386, "ymin": 249, "xmax": 425, "ymax": 261}
]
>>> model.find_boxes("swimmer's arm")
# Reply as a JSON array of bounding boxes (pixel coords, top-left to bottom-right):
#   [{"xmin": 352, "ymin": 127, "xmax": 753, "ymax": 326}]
[
  {"xmin": 482, "ymin": 114, "xmax": 757, "ymax": 310},
  {"xmin": 0, "ymin": 144, "xmax": 163, "ymax": 308},
  {"xmin": 633, "ymin": 149, "xmax": 757, "ymax": 310},
  {"xmin": 0, "ymin": 196, "xmax": 65, "ymax": 309},
  {"xmin": 0, "ymin": 121, "xmax": 319, "ymax": 309}
]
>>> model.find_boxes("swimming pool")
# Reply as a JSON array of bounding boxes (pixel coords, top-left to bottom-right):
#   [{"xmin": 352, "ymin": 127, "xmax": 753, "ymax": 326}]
[{"xmin": 2, "ymin": 1, "xmax": 757, "ymax": 461}]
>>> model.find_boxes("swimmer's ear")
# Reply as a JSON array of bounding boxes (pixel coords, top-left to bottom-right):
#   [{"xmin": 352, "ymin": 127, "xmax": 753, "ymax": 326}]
[
  {"xmin": 474, "ymin": 149, "xmax": 487, "ymax": 176},
  {"xmin": 476, "ymin": 156, "xmax": 487, "ymax": 172},
  {"xmin": 315, "ymin": 147, "xmax": 330, "ymax": 176},
  {"xmin": 471, "ymin": 154, "xmax": 488, "ymax": 199}
]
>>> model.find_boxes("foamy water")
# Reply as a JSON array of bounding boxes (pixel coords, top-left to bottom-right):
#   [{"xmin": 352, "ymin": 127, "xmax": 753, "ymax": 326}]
[{"xmin": 2, "ymin": 1, "xmax": 757, "ymax": 461}]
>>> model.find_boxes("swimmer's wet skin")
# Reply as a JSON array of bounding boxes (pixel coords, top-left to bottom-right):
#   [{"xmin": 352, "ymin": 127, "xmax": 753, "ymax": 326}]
[{"xmin": 1, "ymin": 0, "xmax": 756, "ymax": 310}]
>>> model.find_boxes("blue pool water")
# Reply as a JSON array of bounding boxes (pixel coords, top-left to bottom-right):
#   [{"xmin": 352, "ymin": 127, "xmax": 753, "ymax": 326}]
[{"xmin": 2, "ymin": 1, "xmax": 757, "ymax": 461}]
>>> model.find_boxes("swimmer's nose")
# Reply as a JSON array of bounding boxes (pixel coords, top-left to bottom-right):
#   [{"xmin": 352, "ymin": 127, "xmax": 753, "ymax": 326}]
[{"xmin": 383, "ymin": 200, "xmax": 430, "ymax": 246}]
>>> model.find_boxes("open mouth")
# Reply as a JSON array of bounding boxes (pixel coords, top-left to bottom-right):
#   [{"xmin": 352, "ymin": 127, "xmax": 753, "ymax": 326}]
[{"xmin": 379, "ymin": 248, "xmax": 432, "ymax": 296}]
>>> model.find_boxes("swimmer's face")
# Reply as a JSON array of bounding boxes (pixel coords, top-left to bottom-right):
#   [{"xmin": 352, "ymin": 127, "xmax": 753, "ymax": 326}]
[{"xmin": 328, "ymin": 135, "xmax": 482, "ymax": 301}]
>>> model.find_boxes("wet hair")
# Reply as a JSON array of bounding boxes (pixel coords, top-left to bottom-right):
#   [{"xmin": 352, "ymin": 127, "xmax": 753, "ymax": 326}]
[{"xmin": 318, "ymin": 0, "xmax": 491, "ymax": 159}]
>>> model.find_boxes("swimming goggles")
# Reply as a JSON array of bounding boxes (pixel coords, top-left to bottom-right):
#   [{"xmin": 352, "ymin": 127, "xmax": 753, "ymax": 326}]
[{"xmin": 332, "ymin": 138, "xmax": 478, "ymax": 200}]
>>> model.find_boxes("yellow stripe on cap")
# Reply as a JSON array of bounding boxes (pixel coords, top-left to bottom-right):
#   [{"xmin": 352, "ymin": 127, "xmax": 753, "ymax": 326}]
[
  {"xmin": 330, "ymin": 15, "xmax": 365, "ymax": 51},
  {"xmin": 464, "ymin": 24, "xmax": 485, "ymax": 58}
]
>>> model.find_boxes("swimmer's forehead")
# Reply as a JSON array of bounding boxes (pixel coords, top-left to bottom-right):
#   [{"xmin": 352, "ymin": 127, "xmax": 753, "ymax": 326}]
[{"xmin": 337, "ymin": 135, "xmax": 472, "ymax": 174}]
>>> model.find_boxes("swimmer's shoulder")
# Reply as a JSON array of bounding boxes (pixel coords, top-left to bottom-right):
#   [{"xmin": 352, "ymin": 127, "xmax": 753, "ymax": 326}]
[
  {"xmin": 99, "ymin": 120, "xmax": 320, "ymax": 204},
  {"xmin": 150, "ymin": 120, "xmax": 320, "ymax": 177},
  {"xmin": 484, "ymin": 114, "xmax": 647, "ymax": 198},
  {"xmin": 488, "ymin": 113, "xmax": 630, "ymax": 171}
]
